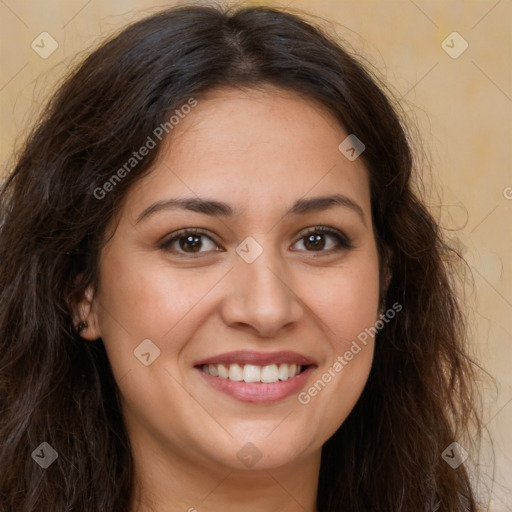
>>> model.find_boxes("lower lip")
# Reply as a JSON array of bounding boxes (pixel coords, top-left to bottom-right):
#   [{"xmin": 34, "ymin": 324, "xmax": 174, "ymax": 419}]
[{"xmin": 196, "ymin": 366, "xmax": 315, "ymax": 403}]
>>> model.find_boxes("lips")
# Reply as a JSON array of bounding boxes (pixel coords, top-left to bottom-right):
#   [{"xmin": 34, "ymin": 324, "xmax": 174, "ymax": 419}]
[
  {"xmin": 194, "ymin": 350, "xmax": 315, "ymax": 367},
  {"xmin": 194, "ymin": 350, "xmax": 316, "ymax": 403}
]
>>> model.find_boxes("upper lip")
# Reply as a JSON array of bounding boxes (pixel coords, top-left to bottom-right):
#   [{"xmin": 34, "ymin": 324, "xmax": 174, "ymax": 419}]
[{"xmin": 194, "ymin": 350, "xmax": 316, "ymax": 367}]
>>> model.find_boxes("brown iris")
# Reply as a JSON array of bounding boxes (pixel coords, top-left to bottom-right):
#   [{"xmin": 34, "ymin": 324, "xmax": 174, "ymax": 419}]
[
  {"xmin": 304, "ymin": 233, "xmax": 326, "ymax": 251},
  {"xmin": 179, "ymin": 235, "xmax": 203, "ymax": 252}
]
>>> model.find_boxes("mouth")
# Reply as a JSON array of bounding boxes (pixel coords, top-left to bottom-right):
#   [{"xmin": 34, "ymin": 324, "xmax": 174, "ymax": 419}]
[
  {"xmin": 194, "ymin": 350, "xmax": 316, "ymax": 403},
  {"xmin": 199, "ymin": 362, "xmax": 307, "ymax": 383}
]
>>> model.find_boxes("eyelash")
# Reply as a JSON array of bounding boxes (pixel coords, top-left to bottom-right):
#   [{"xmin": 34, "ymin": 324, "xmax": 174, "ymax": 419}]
[
  {"xmin": 158, "ymin": 226, "xmax": 354, "ymax": 256},
  {"xmin": 292, "ymin": 226, "xmax": 354, "ymax": 253}
]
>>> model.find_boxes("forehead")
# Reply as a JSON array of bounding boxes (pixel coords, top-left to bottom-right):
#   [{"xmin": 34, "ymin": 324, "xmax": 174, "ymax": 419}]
[{"xmin": 123, "ymin": 86, "xmax": 371, "ymax": 221}]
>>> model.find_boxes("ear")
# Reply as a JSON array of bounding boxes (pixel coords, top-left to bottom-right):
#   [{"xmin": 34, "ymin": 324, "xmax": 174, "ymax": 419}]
[{"xmin": 73, "ymin": 284, "xmax": 102, "ymax": 341}]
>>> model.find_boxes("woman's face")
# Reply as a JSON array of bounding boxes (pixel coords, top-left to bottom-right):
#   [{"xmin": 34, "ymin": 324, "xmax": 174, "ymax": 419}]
[{"xmin": 82, "ymin": 86, "xmax": 380, "ymax": 472}]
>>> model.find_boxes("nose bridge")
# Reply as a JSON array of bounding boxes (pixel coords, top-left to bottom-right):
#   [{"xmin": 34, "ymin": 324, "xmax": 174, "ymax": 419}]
[
  {"xmin": 244, "ymin": 252, "xmax": 286, "ymax": 302},
  {"xmin": 220, "ymin": 242, "xmax": 303, "ymax": 336}
]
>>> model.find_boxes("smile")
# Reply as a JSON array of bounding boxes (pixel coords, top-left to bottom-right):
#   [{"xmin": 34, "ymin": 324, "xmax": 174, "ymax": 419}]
[
  {"xmin": 194, "ymin": 350, "xmax": 316, "ymax": 402},
  {"xmin": 200, "ymin": 362, "xmax": 305, "ymax": 383}
]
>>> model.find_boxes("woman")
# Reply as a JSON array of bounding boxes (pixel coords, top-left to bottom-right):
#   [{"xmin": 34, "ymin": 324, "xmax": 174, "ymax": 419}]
[{"xmin": 0, "ymin": 4, "xmax": 483, "ymax": 511}]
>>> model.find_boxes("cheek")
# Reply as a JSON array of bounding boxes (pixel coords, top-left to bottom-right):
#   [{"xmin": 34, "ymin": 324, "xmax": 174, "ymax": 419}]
[
  {"xmin": 96, "ymin": 248, "xmax": 224, "ymax": 341},
  {"xmin": 294, "ymin": 254, "xmax": 380, "ymax": 433},
  {"xmin": 309, "ymin": 257, "xmax": 381, "ymax": 346}
]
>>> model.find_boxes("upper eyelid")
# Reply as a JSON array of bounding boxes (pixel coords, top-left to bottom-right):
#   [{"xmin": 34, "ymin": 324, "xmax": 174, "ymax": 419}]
[
  {"xmin": 297, "ymin": 225, "xmax": 343, "ymax": 236},
  {"xmin": 294, "ymin": 225, "xmax": 351, "ymax": 240}
]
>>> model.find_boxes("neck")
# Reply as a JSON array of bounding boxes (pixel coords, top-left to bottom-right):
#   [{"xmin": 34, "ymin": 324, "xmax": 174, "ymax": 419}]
[{"xmin": 129, "ymin": 430, "xmax": 321, "ymax": 512}]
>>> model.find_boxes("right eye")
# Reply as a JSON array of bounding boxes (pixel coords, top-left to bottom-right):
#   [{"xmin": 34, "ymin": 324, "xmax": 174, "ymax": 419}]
[{"xmin": 159, "ymin": 229, "xmax": 223, "ymax": 255}]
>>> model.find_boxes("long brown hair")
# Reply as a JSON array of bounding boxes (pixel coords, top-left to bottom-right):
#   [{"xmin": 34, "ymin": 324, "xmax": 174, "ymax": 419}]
[{"xmin": 0, "ymin": 4, "xmax": 483, "ymax": 511}]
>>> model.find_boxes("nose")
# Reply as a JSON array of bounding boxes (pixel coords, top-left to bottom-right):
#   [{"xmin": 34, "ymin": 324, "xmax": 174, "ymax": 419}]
[{"xmin": 219, "ymin": 250, "xmax": 304, "ymax": 338}]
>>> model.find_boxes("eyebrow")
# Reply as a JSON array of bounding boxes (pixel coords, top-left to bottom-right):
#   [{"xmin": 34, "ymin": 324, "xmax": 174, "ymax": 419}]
[{"xmin": 136, "ymin": 193, "xmax": 366, "ymax": 225}]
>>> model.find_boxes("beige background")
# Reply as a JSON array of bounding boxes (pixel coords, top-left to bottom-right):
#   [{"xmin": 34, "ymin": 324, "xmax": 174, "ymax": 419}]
[{"xmin": 1, "ymin": 0, "xmax": 511, "ymax": 509}]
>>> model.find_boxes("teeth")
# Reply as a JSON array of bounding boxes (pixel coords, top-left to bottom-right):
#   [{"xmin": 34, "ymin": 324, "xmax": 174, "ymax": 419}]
[
  {"xmin": 261, "ymin": 364, "xmax": 279, "ymax": 383},
  {"xmin": 217, "ymin": 363, "xmax": 229, "ymax": 379},
  {"xmin": 228, "ymin": 363, "xmax": 243, "ymax": 381},
  {"xmin": 278, "ymin": 363, "xmax": 289, "ymax": 381},
  {"xmin": 201, "ymin": 363, "xmax": 302, "ymax": 382},
  {"xmin": 243, "ymin": 364, "xmax": 261, "ymax": 383}
]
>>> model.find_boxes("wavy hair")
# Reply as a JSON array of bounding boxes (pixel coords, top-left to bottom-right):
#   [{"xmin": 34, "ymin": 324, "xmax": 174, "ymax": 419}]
[{"xmin": 0, "ymin": 4, "xmax": 482, "ymax": 511}]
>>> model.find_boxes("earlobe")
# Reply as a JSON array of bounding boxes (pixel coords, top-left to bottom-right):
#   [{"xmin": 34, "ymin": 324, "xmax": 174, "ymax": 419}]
[{"xmin": 74, "ymin": 285, "xmax": 102, "ymax": 340}]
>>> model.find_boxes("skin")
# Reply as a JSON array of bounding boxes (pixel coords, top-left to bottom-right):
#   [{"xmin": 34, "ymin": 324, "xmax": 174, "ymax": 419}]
[{"xmin": 78, "ymin": 86, "xmax": 381, "ymax": 512}]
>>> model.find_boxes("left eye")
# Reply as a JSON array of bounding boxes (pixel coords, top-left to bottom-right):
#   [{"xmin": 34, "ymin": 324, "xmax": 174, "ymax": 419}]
[
  {"xmin": 291, "ymin": 227, "xmax": 352, "ymax": 252},
  {"xmin": 160, "ymin": 230, "xmax": 220, "ymax": 254}
]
